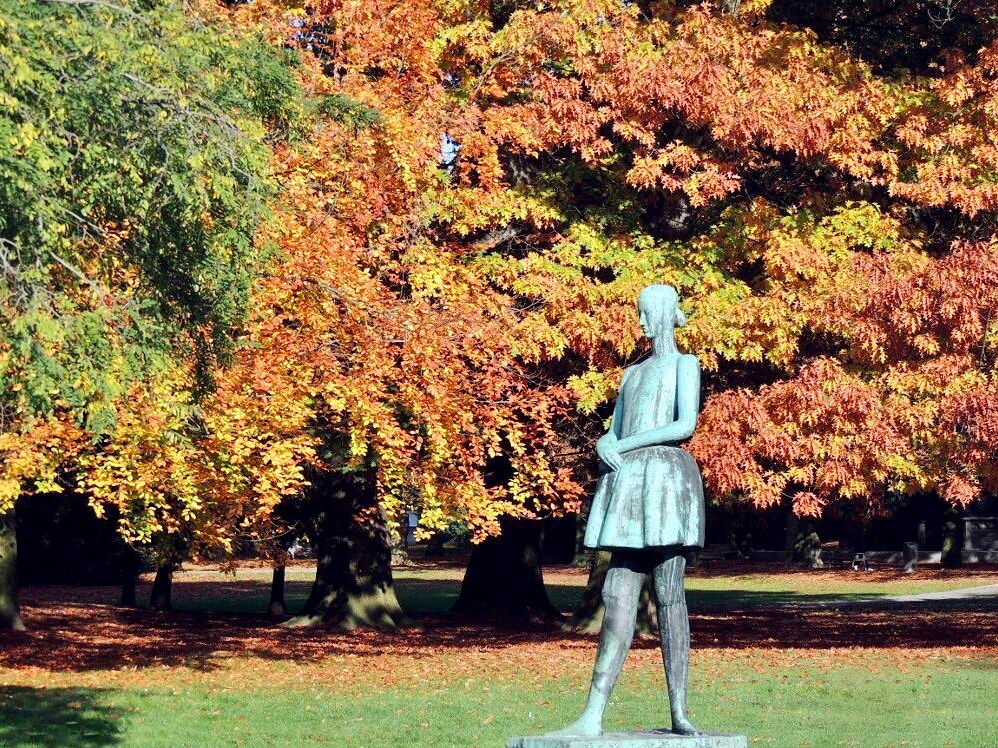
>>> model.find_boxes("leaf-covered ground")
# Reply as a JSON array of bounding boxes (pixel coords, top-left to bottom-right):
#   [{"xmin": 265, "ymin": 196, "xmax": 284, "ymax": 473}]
[{"xmin": 1, "ymin": 562, "xmax": 996, "ymax": 747}]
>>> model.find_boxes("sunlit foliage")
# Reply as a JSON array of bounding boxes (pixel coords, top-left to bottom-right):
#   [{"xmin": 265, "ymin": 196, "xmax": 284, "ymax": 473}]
[
  {"xmin": 0, "ymin": 0, "xmax": 304, "ymax": 550},
  {"xmin": 4, "ymin": 0, "xmax": 997, "ymax": 565}
]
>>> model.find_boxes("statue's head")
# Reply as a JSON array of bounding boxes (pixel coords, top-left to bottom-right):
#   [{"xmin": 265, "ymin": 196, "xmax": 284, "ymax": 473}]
[{"xmin": 638, "ymin": 284, "xmax": 687, "ymax": 340}]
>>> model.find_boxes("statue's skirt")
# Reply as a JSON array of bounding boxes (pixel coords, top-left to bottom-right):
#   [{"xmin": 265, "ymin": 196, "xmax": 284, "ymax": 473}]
[{"xmin": 584, "ymin": 446, "xmax": 705, "ymax": 550}]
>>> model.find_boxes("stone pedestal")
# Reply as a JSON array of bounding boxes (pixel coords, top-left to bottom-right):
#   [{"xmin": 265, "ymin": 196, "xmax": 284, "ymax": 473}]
[{"xmin": 507, "ymin": 731, "xmax": 748, "ymax": 748}]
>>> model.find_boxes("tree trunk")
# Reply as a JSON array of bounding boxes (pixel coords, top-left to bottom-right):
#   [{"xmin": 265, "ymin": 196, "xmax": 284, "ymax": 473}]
[
  {"xmin": 120, "ymin": 545, "xmax": 139, "ymax": 607},
  {"xmin": 268, "ymin": 565, "xmax": 286, "ymax": 617},
  {"xmin": 0, "ymin": 509, "xmax": 25, "ymax": 631},
  {"xmin": 453, "ymin": 516, "xmax": 564, "ymax": 621},
  {"xmin": 941, "ymin": 514, "xmax": 963, "ymax": 568},
  {"xmin": 564, "ymin": 550, "xmax": 657, "ymax": 634},
  {"xmin": 149, "ymin": 564, "xmax": 174, "ymax": 611},
  {"xmin": 284, "ymin": 471, "xmax": 406, "ymax": 629},
  {"xmin": 786, "ymin": 515, "xmax": 823, "ymax": 568},
  {"xmin": 784, "ymin": 512, "xmax": 799, "ymax": 564}
]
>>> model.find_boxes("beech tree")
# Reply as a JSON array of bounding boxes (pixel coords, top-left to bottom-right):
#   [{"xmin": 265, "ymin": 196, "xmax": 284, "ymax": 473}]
[
  {"xmin": 230, "ymin": 0, "xmax": 996, "ymax": 621},
  {"xmin": 0, "ymin": 0, "xmax": 303, "ymax": 629}
]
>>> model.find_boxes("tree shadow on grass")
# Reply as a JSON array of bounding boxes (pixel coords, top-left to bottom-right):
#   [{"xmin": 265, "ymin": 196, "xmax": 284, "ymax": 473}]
[
  {"xmin": 5, "ymin": 581, "xmax": 996, "ymax": 674},
  {"xmin": 0, "ymin": 686, "xmax": 123, "ymax": 747}
]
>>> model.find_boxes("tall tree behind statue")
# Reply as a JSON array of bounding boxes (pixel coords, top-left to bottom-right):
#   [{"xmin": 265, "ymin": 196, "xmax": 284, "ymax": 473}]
[
  {"xmin": 230, "ymin": 0, "xmax": 996, "ymax": 619},
  {"xmin": 7, "ymin": 0, "xmax": 994, "ymax": 632},
  {"xmin": 0, "ymin": 0, "xmax": 307, "ymax": 629}
]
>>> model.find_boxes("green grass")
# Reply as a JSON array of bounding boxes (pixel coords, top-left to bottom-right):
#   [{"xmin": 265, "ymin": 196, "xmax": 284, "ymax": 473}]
[
  {"xmin": 9, "ymin": 566, "xmax": 997, "ymax": 747},
  {"xmin": 680, "ymin": 574, "xmax": 985, "ymax": 609},
  {"xmin": 3, "ymin": 656, "xmax": 995, "ymax": 747}
]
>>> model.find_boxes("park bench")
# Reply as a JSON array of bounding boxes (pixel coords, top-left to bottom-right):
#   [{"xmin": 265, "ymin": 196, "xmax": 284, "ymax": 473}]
[{"xmin": 821, "ymin": 540, "xmax": 870, "ymax": 571}]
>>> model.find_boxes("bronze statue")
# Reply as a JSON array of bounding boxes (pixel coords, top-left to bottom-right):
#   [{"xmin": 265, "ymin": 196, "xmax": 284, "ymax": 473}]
[{"xmin": 552, "ymin": 284, "xmax": 705, "ymax": 738}]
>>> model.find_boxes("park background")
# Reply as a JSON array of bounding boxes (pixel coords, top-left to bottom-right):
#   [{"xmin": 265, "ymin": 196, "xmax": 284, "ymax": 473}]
[{"xmin": 1, "ymin": 0, "xmax": 996, "ymax": 746}]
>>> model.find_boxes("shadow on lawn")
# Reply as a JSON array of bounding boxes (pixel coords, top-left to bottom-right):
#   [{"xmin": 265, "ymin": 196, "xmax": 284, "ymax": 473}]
[{"xmin": 0, "ymin": 686, "xmax": 123, "ymax": 747}]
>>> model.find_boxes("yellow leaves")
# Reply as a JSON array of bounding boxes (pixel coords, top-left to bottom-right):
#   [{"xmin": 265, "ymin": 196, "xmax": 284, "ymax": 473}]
[
  {"xmin": 0, "ymin": 478, "xmax": 19, "ymax": 511},
  {"xmin": 626, "ymin": 155, "xmax": 670, "ymax": 191},
  {"xmin": 566, "ymin": 368, "xmax": 619, "ymax": 415},
  {"xmin": 509, "ymin": 312, "xmax": 570, "ymax": 363},
  {"xmin": 0, "ymin": 416, "xmax": 83, "ymax": 513},
  {"xmin": 402, "ymin": 241, "xmax": 465, "ymax": 303},
  {"xmin": 737, "ymin": 0, "xmax": 775, "ymax": 17},
  {"xmin": 66, "ymin": 365, "xmax": 315, "ymax": 550},
  {"xmin": 7, "ymin": 120, "xmax": 39, "ymax": 151}
]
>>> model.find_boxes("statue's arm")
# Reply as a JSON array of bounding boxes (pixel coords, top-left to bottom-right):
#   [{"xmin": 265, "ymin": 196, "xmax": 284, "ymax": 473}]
[
  {"xmin": 595, "ymin": 369, "xmax": 628, "ymax": 470},
  {"xmin": 614, "ymin": 355, "xmax": 700, "ymax": 454},
  {"xmin": 609, "ymin": 374, "xmax": 626, "ymax": 440}
]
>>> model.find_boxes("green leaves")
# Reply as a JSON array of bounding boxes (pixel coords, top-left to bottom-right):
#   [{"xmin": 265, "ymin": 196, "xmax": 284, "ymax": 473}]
[{"xmin": 0, "ymin": 0, "xmax": 304, "ymax": 433}]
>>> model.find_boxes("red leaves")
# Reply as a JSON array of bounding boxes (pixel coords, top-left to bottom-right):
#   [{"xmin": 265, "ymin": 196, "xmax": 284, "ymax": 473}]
[
  {"xmin": 891, "ymin": 41, "xmax": 998, "ymax": 216},
  {"xmin": 5, "ymin": 564, "xmax": 998, "ymax": 684},
  {"xmin": 690, "ymin": 349, "xmax": 992, "ymax": 515},
  {"xmin": 211, "ymin": 1, "xmax": 998, "ymax": 533}
]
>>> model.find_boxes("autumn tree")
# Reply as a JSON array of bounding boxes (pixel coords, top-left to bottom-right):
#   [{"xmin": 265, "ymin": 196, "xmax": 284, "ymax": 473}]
[
  {"xmin": 439, "ymin": 0, "xmax": 997, "ymax": 566},
  {"xmin": 10, "ymin": 0, "xmax": 990, "ymax": 632},
  {"xmin": 0, "ymin": 0, "xmax": 303, "ymax": 628},
  {"xmin": 229, "ymin": 0, "xmax": 996, "ymax": 620}
]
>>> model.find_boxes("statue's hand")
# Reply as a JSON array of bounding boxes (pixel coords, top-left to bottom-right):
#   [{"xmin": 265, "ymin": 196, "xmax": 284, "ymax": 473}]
[{"xmin": 596, "ymin": 433, "xmax": 623, "ymax": 471}]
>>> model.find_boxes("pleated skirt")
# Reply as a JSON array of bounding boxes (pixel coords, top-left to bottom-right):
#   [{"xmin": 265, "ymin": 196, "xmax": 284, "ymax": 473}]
[{"xmin": 583, "ymin": 445, "xmax": 705, "ymax": 550}]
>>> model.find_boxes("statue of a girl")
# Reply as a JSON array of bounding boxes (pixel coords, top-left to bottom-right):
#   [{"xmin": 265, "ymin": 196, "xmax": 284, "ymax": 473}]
[{"xmin": 554, "ymin": 284, "xmax": 704, "ymax": 738}]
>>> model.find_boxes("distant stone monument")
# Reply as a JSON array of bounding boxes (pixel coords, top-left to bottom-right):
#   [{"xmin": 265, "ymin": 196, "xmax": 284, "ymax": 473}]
[
  {"xmin": 963, "ymin": 516, "xmax": 998, "ymax": 562},
  {"xmin": 509, "ymin": 285, "xmax": 747, "ymax": 748}
]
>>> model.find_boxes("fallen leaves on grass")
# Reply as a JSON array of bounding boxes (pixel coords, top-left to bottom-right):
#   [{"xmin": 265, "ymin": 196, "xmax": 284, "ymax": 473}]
[{"xmin": 1, "ymin": 594, "xmax": 995, "ymax": 695}]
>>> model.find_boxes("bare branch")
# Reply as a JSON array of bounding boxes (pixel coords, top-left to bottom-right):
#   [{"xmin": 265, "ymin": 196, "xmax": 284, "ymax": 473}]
[
  {"xmin": 928, "ymin": 0, "xmax": 963, "ymax": 28},
  {"xmin": 48, "ymin": 249, "xmax": 103, "ymax": 293}
]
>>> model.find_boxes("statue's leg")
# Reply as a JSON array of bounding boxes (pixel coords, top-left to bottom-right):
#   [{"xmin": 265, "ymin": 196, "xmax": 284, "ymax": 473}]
[
  {"xmin": 546, "ymin": 551, "xmax": 645, "ymax": 737},
  {"xmin": 652, "ymin": 550, "xmax": 700, "ymax": 735}
]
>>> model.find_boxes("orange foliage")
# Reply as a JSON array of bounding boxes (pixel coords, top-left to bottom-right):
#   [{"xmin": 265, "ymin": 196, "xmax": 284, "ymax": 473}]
[
  {"xmin": 214, "ymin": 1, "xmax": 586, "ymax": 541},
  {"xmin": 11, "ymin": 0, "xmax": 995, "ymax": 552},
  {"xmin": 214, "ymin": 0, "xmax": 997, "ymax": 527}
]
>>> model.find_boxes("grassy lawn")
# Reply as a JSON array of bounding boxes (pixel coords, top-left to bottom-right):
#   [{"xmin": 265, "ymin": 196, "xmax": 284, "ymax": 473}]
[
  {"xmin": 3, "ymin": 562, "xmax": 996, "ymax": 748},
  {"xmin": 1, "ymin": 650, "xmax": 994, "ymax": 748}
]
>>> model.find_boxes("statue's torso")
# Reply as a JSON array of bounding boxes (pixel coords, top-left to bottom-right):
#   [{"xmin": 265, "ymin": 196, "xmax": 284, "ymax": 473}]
[
  {"xmin": 617, "ymin": 355, "xmax": 679, "ymax": 440},
  {"xmin": 586, "ymin": 351, "xmax": 705, "ymax": 550}
]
